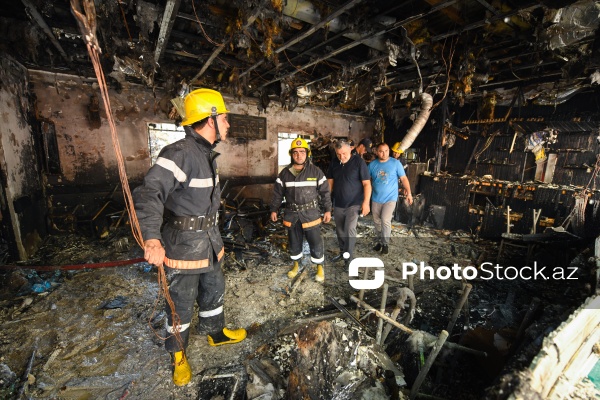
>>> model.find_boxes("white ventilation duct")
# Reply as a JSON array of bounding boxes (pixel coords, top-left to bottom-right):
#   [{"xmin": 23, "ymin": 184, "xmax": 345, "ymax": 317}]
[{"xmin": 399, "ymin": 92, "xmax": 433, "ymax": 152}]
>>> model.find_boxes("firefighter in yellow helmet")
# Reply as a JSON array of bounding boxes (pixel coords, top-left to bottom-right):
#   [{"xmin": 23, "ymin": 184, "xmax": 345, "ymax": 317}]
[
  {"xmin": 270, "ymin": 138, "xmax": 332, "ymax": 282},
  {"xmin": 391, "ymin": 142, "xmax": 403, "ymax": 159},
  {"xmin": 133, "ymin": 88, "xmax": 246, "ymax": 387}
]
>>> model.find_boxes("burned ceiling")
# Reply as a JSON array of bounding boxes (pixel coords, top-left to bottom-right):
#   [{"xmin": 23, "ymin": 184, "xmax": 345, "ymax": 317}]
[{"xmin": 1, "ymin": 0, "xmax": 600, "ymax": 115}]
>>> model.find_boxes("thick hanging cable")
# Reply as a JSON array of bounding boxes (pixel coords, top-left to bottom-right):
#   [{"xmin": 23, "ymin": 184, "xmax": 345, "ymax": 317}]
[{"xmin": 70, "ymin": 0, "xmax": 183, "ymax": 351}]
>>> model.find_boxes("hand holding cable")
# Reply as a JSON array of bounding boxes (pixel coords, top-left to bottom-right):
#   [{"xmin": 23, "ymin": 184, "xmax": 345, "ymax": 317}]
[{"xmin": 144, "ymin": 238, "xmax": 166, "ymax": 266}]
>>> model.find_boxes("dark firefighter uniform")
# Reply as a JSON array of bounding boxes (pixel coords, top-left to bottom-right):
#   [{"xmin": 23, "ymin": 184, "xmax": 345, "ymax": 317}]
[
  {"xmin": 271, "ymin": 162, "xmax": 332, "ymax": 264},
  {"xmin": 133, "ymin": 126, "xmax": 226, "ymax": 351}
]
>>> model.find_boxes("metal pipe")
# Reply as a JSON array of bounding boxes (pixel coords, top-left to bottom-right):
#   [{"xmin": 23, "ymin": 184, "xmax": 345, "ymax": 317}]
[{"xmin": 400, "ymin": 93, "xmax": 434, "ymax": 152}]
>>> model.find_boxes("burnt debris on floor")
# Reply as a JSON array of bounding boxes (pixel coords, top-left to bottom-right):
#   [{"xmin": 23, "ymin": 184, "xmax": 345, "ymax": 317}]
[{"xmin": 0, "ymin": 189, "xmax": 598, "ymax": 399}]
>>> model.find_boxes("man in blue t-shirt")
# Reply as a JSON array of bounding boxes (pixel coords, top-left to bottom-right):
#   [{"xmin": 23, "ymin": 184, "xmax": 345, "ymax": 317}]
[
  {"xmin": 327, "ymin": 140, "xmax": 372, "ymax": 264},
  {"xmin": 368, "ymin": 143, "xmax": 413, "ymax": 254}
]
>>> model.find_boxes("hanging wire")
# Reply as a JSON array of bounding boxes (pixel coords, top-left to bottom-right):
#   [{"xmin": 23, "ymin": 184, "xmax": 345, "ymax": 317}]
[
  {"xmin": 117, "ymin": 0, "xmax": 132, "ymax": 42},
  {"xmin": 192, "ymin": 0, "xmax": 223, "ymax": 46},
  {"xmin": 70, "ymin": 0, "xmax": 184, "ymax": 353}
]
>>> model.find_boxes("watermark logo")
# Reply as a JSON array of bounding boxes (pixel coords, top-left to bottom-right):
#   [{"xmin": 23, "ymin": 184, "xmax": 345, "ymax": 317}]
[
  {"xmin": 347, "ymin": 259, "xmax": 578, "ymax": 289},
  {"xmin": 348, "ymin": 257, "xmax": 385, "ymax": 290}
]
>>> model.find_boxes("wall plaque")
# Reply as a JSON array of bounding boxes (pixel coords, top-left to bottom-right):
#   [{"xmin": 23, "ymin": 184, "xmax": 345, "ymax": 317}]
[{"xmin": 228, "ymin": 113, "xmax": 267, "ymax": 140}]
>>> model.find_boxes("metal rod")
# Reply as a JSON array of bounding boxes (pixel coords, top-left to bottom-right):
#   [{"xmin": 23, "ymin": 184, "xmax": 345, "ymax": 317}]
[{"xmin": 409, "ymin": 330, "xmax": 449, "ymax": 400}]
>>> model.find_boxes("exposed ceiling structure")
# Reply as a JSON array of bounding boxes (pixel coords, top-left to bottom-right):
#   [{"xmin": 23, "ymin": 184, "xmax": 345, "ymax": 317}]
[{"xmin": 2, "ymin": 0, "xmax": 600, "ymax": 116}]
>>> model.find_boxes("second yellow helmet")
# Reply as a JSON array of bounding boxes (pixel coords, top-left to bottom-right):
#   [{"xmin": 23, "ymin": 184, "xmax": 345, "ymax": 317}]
[{"xmin": 289, "ymin": 138, "xmax": 311, "ymax": 157}]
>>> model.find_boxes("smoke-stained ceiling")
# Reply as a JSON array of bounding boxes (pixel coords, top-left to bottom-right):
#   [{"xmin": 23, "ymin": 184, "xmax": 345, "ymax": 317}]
[{"xmin": 1, "ymin": 0, "xmax": 600, "ymax": 116}]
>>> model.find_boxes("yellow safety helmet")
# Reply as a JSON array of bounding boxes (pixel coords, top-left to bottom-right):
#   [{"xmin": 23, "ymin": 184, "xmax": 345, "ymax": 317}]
[
  {"xmin": 289, "ymin": 138, "xmax": 311, "ymax": 157},
  {"xmin": 391, "ymin": 141, "xmax": 403, "ymax": 154},
  {"xmin": 180, "ymin": 88, "xmax": 230, "ymax": 126}
]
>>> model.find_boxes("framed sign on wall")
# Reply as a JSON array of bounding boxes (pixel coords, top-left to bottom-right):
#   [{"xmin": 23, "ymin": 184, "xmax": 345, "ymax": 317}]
[{"xmin": 228, "ymin": 114, "xmax": 267, "ymax": 140}]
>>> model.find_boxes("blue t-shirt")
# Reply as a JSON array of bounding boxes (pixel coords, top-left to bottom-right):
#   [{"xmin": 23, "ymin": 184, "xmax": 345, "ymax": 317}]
[
  {"xmin": 368, "ymin": 158, "xmax": 406, "ymax": 203},
  {"xmin": 327, "ymin": 154, "xmax": 370, "ymax": 208}
]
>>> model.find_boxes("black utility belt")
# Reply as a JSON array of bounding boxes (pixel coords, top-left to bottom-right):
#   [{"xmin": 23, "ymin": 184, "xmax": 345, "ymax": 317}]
[
  {"xmin": 287, "ymin": 199, "xmax": 318, "ymax": 212},
  {"xmin": 167, "ymin": 213, "xmax": 219, "ymax": 231}
]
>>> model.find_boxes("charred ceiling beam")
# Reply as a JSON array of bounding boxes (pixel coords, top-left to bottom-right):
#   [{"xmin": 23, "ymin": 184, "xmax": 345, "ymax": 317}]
[
  {"xmin": 154, "ymin": 0, "xmax": 181, "ymax": 64},
  {"xmin": 239, "ymin": 0, "xmax": 365, "ymax": 78},
  {"xmin": 423, "ymin": 0, "xmax": 465, "ymax": 25},
  {"xmin": 249, "ymin": 29, "xmax": 351, "ymax": 85},
  {"xmin": 299, "ymin": 55, "xmax": 388, "ymax": 87},
  {"xmin": 190, "ymin": 0, "xmax": 270, "ymax": 83},
  {"xmin": 258, "ymin": 0, "xmax": 460, "ymax": 89},
  {"xmin": 20, "ymin": 0, "xmax": 71, "ymax": 67},
  {"xmin": 432, "ymin": 2, "xmax": 542, "ymax": 41},
  {"xmin": 380, "ymin": 58, "xmax": 560, "ymax": 94}
]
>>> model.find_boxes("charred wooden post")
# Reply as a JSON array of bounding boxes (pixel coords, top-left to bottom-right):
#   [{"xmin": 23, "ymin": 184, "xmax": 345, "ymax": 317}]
[
  {"xmin": 286, "ymin": 268, "xmax": 308, "ymax": 296},
  {"xmin": 515, "ymin": 297, "xmax": 541, "ymax": 343},
  {"xmin": 381, "ymin": 288, "xmax": 416, "ymax": 345},
  {"xmin": 351, "ymin": 296, "xmax": 487, "ymax": 357},
  {"xmin": 376, "ymin": 283, "xmax": 389, "ymax": 345},
  {"xmin": 355, "ymin": 267, "xmax": 369, "ymax": 319},
  {"xmin": 446, "ymin": 283, "xmax": 472, "ymax": 335},
  {"xmin": 351, "ymin": 295, "xmax": 413, "ymax": 334},
  {"xmin": 409, "ymin": 330, "xmax": 449, "ymax": 400}
]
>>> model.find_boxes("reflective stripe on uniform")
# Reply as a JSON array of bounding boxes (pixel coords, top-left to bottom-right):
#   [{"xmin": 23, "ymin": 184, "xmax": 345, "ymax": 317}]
[
  {"xmin": 311, "ymin": 255, "xmax": 325, "ymax": 264},
  {"xmin": 166, "ymin": 321, "xmax": 191, "ymax": 334},
  {"xmin": 283, "ymin": 220, "xmax": 292, "ymax": 227},
  {"xmin": 199, "ymin": 305, "xmax": 223, "ymax": 318},
  {"xmin": 301, "ymin": 218, "xmax": 322, "ymax": 229},
  {"xmin": 216, "ymin": 247, "xmax": 224, "ymax": 261},
  {"xmin": 290, "ymin": 252, "xmax": 303, "ymax": 260},
  {"xmin": 164, "ymin": 257, "xmax": 210, "ymax": 269},
  {"xmin": 164, "ymin": 247, "xmax": 224, "ymax": 270},
  {"xmin": 276, "ymin": 178, "xmax": 283, "ymax": 186},
  {"xmin": 189, "ymin": 177, "xmax": 214, "ymax": 188},
  {"xmin": 285, "ymin": 181, "xmax": 317, "ymax": 187},
  {"xmin": 318, "ymin": 176, "xmax": 327, "ymax": 185},
  {"xmin": 156, "ymin": 157, "xmax": 187, "ymax": 182}
]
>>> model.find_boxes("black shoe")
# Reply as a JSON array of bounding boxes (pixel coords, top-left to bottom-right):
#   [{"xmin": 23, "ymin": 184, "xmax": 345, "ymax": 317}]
[
  {"xmin": 372, "ymin": 243, "xmax": 382, "ymax": 252},
  {"xmin": 331, "ymin": 254, "xmax": 344, "ymax": 263},
  {"xmin": 381, "ymin": 245, "xmax": 388, "ymax": 255}
]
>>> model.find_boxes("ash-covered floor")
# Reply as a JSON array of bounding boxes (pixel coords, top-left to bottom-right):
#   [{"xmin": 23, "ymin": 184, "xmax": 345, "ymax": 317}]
[{"xmin": 0, "ymin": 217, "xmax": 598, "ymax": 399}]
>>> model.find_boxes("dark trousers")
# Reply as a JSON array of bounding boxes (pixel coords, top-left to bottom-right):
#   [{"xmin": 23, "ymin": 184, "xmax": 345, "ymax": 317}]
[
  {"xmin": 164, "ymin": 259, "xmax": 225, "ymax": 352},
  {"xmin": 333, "ymin": 205, "xmax": 361, "ymax": 258},
  {"xmin": 288, "ymin": 221, "xmax": 325, "ymax": 264}
]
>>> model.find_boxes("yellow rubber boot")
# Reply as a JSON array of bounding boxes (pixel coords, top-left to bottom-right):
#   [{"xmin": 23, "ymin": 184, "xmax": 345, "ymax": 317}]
[
  {"xmin": 172, "ymin": 351, "xmax": 192, "ymax": 386},
  {"xmin": 315, "ymin": 264, "xmax": 324, "ymax": 282},
  {"xmin": 287, "ymin": 261, "xmax": 299, "ymax": 279},
  {"xmin": 208, "ymin": 327, "xmax": 247, "ymax": 346}
]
